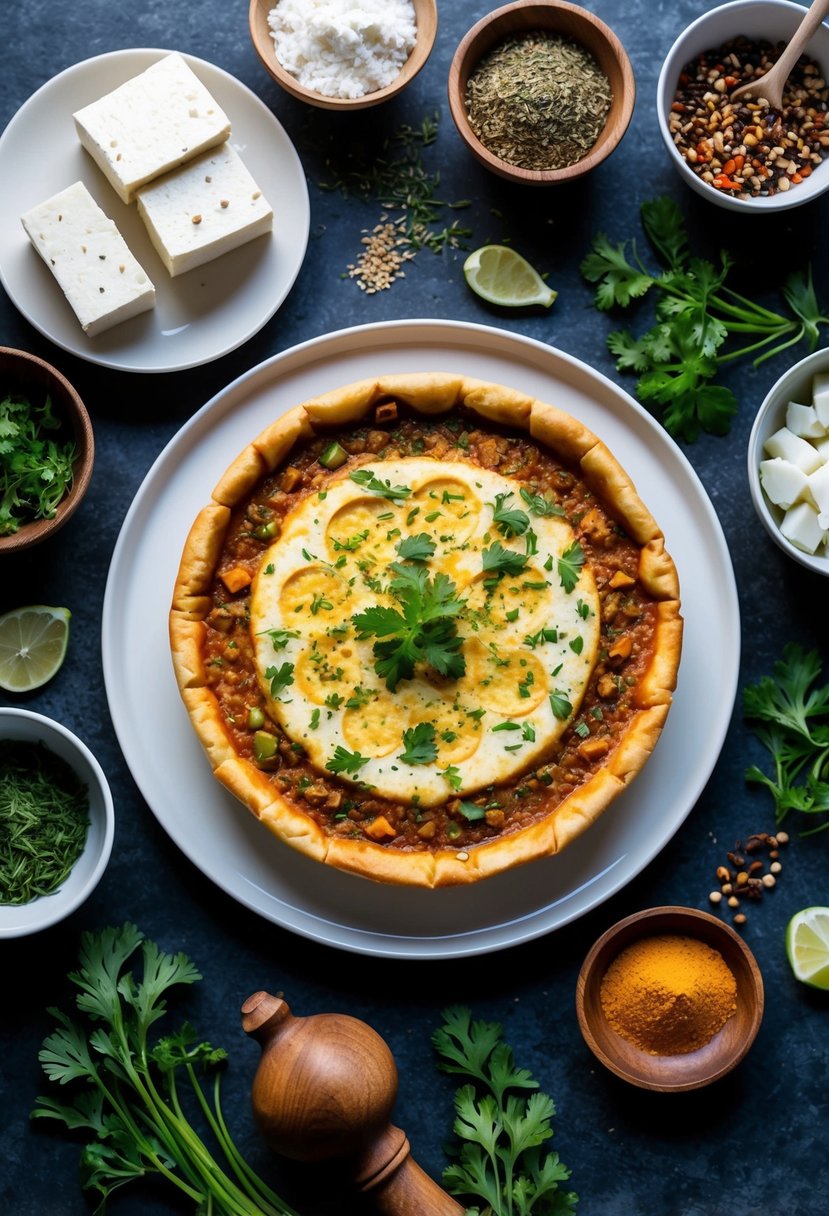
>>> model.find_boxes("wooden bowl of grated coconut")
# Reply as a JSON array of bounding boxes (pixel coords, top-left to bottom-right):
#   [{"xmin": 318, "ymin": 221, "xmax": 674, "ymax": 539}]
[{"xmin": 249, "ymin": 0, "xmax": 438, "ymax": 110}]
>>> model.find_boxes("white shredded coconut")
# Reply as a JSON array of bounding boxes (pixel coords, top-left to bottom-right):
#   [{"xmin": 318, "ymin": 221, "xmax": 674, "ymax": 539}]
[{"xmin": 267, "ymin": 0, "xmax": 417, "ymax": 99}]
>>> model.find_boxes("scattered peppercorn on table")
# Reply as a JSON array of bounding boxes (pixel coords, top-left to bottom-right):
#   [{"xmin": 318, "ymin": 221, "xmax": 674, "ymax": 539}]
[{"xmin": 1, "ymin": 2, "xmax": 828, "ymax": 1215}]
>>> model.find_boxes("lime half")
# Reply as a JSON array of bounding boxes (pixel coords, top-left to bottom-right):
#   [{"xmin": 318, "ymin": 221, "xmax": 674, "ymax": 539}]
[
  {"xmin": 463, "ymin": 245, "xmax": 557, "ymax": 308},
  {"xmin": 786, "ymin": 906, "xmax": 829, "ymax": 990},
  {"xmin": 0, "ymin": 605, "xmax": 71, "ymax": 693}
]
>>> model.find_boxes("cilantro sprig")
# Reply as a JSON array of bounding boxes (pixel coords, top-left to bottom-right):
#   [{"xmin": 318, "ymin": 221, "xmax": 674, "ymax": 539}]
[
  {"xmin": 399, "ymin": 721, "xmax": 439, "ymax": 765},
  {"xmin": 32, "ymin": 925, "xmax": 298, "ymax": 1215},
  {"xmin": 352, "ymin": 562, "xmax": 466, "ymax": 690},
  {"xmin": 581, "ymin": 196, "xmax": 829, "ymax": 441},
  {"xmin": 433, "ymin": 1006, "xmax": 578, "ymax": 1216},
  {"xmin": 348, "ymin": 468, "xmax": 411, "ymax": 501},
  {"xmin": 743, "ymin": 643, "xmax": 829, "ymax": 834}
]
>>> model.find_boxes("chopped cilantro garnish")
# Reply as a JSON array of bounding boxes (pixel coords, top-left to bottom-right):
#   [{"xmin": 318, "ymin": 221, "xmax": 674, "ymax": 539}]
[
  {"xmin": 309, "ymin": 708, "xmax": 321, "ymax": 730},
  {"xmin": 524, "ymin": 627, "xmax": 558, "ymax": 649},
  {"xmin": 345, "ymin": 686, "xmax": 375, "ymax": 709},
  {"xmin": 399, "ymin": 722, "xmax": 439, "ymax": 765},
  {"xmin": 349, "ymin": 468, "xmax": 411, "ymax": 501},
  {"xmin": 490, "ymin": 492, "xmax": 530, "ymax": 538},
  {"xmin": 492, "ymin": 721, "xmax": 520, "ymax": 732},
  {"xmin": 442, "ymin": 765, "xmax": 463, "ymax": 792},
  {"xmin": 351, "ymin": 562, "xmax": 466, "ymax": 690},
  {"xmin": 258, "ymin": 627, "xmax": 299, "ymax": 651},
  {"xmin": 481, "ymin": 541, "xmax": 528, "ymax": 580},
  {"xmin": 569, "ymin": 636, "xmax": 584, "ymax": 655},
  {"xmin": 549, "ymin": 690, "xmax": 573, "ymax": 720},
  {"xmin": 396, "ymin": 532, "xmax": 437, "ymax": 562},
  {"xmin": 326, "ymin": 746, "xmax": 370, "ymax": 776},
  {"xmin": 558, "ymin": 541, "xmax": 585, "ymax": 593},
  {"xmin": 265, "ymin": 662, "xmax": 294, "ymax": 699},
  {"xmin": 519, "ymin": 487, "xmax": 563, "ymax": 517}
]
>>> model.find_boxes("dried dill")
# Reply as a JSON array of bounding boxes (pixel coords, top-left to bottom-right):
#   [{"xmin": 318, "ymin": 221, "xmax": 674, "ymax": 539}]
[
  {"xmin": 319, "ymin": 113, "xmax": 473, "ymax": 290},
  {"xmin": 0, "ymin": 739, "xmax": 89, "ymax": 904},
  {"xmin": 466, "ymin": 32, "xmax": 612, "ymax": 171}
]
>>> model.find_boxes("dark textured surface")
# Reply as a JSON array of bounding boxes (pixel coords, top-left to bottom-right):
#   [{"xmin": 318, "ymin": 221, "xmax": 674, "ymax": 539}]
[{"xmin": 2, "ymin": 2, "xmax": 829, "ymax": 1214}]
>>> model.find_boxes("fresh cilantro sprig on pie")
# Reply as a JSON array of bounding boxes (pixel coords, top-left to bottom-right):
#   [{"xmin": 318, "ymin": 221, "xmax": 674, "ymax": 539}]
[{"xmin": 352, "ymin": 561, "xmax": 466, "ymax": 691}]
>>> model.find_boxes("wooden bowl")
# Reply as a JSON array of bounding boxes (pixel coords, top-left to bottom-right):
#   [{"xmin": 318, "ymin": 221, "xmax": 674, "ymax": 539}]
[
  {"xmin": 448, "ymin": 0, "xmax": 635, "ymax": 185},
  {"xmin": 0, "ymin": 347, "xmax": 94, "ymax": 555},
  {"xmin": 576, "ymin": 906, "xmax": 764, "ymax": 1092},
  {"xmin": 248, "ymin": 0, "xmax": 438, "ymax": 111}
]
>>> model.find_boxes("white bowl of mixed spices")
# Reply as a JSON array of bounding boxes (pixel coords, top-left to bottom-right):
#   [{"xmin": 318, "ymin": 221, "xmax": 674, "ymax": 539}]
[
  {"xmin": 657, "ymin": 0, "xmax": 829, "ymax": 211},
  {"xmin": 0, "ymin": 709, "xmax": 114, "ymax": 938}
]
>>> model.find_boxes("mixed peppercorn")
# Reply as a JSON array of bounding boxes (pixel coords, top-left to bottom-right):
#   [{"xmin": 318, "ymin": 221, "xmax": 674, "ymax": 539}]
[
  {"xmin": 708, "ymin": 830, "xmax": 788, "ymax": 926},
  {"xmin": 669, "ymin": 37, "xmax": 829, "ymax": 198}
]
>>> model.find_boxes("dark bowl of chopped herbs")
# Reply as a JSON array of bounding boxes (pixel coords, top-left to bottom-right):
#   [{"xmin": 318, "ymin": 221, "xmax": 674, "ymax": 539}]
[
  {"xmin": 0, "ymin": 708, "xmax": 114, "ymax": 937},
  {"xmin": 0, "ymin": 346, "xmax": 94, "ymax": 554},
  {"xmin": 448, "ymin": 0, "xmax": 635, "ymax": 184}
]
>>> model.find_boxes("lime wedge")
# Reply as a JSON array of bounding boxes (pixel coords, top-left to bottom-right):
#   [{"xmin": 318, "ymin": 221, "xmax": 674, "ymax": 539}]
[
  {"xmin": 463, "ymin": 245, "xmax": 557, "ymax": 308},
  {"xmin": 0, "ymin": 605, "xmax": 71, "ymax": 693},
  {"xmin": 786, "ymin": 906, "xmax": 829, "ymax": 989}
]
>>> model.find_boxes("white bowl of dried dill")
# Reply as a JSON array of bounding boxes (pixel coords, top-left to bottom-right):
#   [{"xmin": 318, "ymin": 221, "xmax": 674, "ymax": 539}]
[{"xmin": 0, "ymin": 709, "xmax": 114, "ymax": 937}]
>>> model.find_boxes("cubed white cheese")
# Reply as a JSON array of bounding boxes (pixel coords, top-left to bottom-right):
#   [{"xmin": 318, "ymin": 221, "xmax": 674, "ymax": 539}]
[
  {"xmin": 136, "ymin": 143, "xmax": 273, "ymax": 277},
  {"xmin": 786, "ymin": 400, "xmax": 826, "ymax": 439},
  {"xmin": 763, "ymin": 426, "xmax": 823, "ymax": 473},
  {"xmin": 73, "ymin": 53, "xmax": 231, "ymax": 203},
  {"xmin": 20, "ymin": 181, "xmax": 155, "ymax": 337},
  {"xmin": 807, "ymin": 461, "xmax": 829, "ymax": 516},
  {"xmin": 780, "ymin": 500, "xmax": 827, "ymax": 553},
  {"xmin": 759, "ymin": 457, "xmax": 809, "ymax": 510},
  {"xmin": 812, "ymin": 371, "xmax": 829, "ymax": 428},
  {"xmin": 813, "ymin": 433, "xmax": 829, "ymax": 463}
]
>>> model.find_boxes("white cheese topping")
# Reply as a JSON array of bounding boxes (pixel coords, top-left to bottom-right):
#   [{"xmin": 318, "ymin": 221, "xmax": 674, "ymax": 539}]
[
  {"xmin": 20, "ymin": 181, "xmax": 155, "ymax": 337},
  {"xmin": 73, "ymin": 53, "xmax": 231, "ymax": 203},
  {"xmin": 136, "ymin": 143, "xmax": 273, "ymax": 277},
  {"xmin": 759, "ymin": 373, "xmax": 829, "ymax": 555},
  {"xmin": 251, "ymin": 458, "xmax": 601, "ymax": 806}
]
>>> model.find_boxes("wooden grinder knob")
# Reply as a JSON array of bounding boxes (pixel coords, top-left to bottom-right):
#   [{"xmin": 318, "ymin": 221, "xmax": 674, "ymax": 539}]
[{"xmin": 241, "ymin": 991, "xmax": 464, "ymax": 1215}]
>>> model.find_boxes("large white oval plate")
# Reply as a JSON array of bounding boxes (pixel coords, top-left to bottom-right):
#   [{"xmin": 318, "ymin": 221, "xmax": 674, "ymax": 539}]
[
  {"xmin": 0, "ymin": 49, "xmax": 310, "ymax": 372},
  {"xmin": 102, "ymin": 320, "xmax": 740, "ymax": 958}
]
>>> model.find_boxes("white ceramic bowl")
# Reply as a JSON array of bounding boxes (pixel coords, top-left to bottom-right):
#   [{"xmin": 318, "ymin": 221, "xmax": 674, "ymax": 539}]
[
  {"xmin": 657, "ymin": 0, "xmax": 829, "ymax": 213},
  {"xmin": 0, "ymin": 709, "xmax": 114, "ymax": 937},
  {"xmin": 748, "ymin": 347, "xmax": 829, "ymax": 576}
]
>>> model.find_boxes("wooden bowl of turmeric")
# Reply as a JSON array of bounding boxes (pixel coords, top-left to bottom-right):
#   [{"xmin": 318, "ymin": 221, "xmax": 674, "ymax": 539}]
[{"xmin": 576, "ymin": 906, "xmax": 764, "ymax": 1092}]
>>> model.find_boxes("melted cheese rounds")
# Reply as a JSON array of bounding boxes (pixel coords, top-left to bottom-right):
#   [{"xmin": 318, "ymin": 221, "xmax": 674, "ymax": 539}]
[{"xmin": 250, "ymin": 458, "xmax": 600, "ymax": 805}]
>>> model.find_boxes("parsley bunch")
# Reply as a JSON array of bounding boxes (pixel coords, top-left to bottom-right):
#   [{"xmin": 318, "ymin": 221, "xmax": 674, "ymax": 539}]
[
  {"xmin": 744, "ymin": 644, "xmax": 829, "ymax": 834},
  {"xmin": 0, "ymin": 391, "xmax": 76, "ymax": 534},
  {"xmin": 32, "ymin": 924, "xmax": 298, "ymax": 1216},
  {"xmin": 352, "ymin": 561, "xmax": 466, "ymax": 691},
  {"xmin": 433, "ymin": 1006, "xmax": 577, "ymax": 1216},
  {"xmin": 581, "ymin": 196, "xmax": 829, "ymax": 441}
]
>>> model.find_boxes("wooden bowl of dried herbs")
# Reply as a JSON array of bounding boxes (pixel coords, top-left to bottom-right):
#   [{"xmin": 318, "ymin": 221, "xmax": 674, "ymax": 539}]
[
  {"xmin": 448, "ymin": 0, "xmax": 635, "ymax": 184},
  {"xmin": 0, "ymin": 347, "xmax": 94, "ymax": 554},
  {"xmin": 0, "ymin": 709, "xmax": 114, "ymax": 938}
]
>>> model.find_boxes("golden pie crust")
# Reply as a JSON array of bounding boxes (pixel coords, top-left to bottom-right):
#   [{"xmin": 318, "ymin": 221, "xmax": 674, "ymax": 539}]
[{"xmin": 170, "ymin": 373, "xmax": 682, "ymax": 887}]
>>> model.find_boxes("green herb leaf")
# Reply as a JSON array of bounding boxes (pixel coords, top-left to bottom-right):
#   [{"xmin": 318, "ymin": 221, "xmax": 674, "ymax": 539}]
[
  {"xmin": 396, "ymin": 532, "xmax": 437, "ymax": 562},
  {"xmin": 258, "ymin": 627, "xmax": 299, "ymax": 651},
  {"xmin": 433, "ymin": 1006, "xmax": 578, "ymax": 1216},
  {"xmin": 399, "ymin": 722, "xmax": 438, "ymax": 765},
  {"xmin": 557, "ymin": 542, "xmax": 584, "ymax": 593},
  {"xmin": 265, "ymin": 662, "xmax": 294, "ymax": 699},
  {"xmin": 743, "ymin": 643, "xmax": 829, "ymax": 833},
  {"xmin": 352, "ymin": 563, "xmax": 466, "ymax": 690},
  {"xmin": 482, "ymin": 541, "xmax": 528, "ymax": 580},
  {"xmin": 550, "ymin": 691, "xmax": 573, "ymax": 720},
  {"xmin": 32, "ymin": 925, "xmax": 299, "ymax": 1215},
  {"xmin": 348, "ymin": 468, "xmax": 411, "ymax": 501},
  {"xmin": 326, "ymin": 746, "xmax": 371, "ymax": 776},
  {"xmin": 490, "ymin": 492, "xmax": 531, "ymax": 538}
]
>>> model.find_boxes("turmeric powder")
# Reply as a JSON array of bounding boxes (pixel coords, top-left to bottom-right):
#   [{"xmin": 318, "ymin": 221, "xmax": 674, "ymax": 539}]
[{"xmin": 600, "ymin": 934, "xmax": 737, "ymax": 1055}]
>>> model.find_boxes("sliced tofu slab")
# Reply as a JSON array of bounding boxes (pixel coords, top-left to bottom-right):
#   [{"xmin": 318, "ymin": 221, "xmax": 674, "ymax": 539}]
[
  {"xmin": 73, "ymin": 53, "xmax": 231, "ymax": 203},
  {"xmin": 20, "ymin": 181, "xmax": 155, "ymax": 337},
  {"xmin": 136, "ymin": 143, "xmax": 273, "ymax": 277}
]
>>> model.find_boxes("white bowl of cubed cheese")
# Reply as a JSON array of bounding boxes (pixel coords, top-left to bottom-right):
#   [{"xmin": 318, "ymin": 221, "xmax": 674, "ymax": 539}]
[{"xmin": 749, "ymin": 348, "xmax": 829, "ymax": 576}]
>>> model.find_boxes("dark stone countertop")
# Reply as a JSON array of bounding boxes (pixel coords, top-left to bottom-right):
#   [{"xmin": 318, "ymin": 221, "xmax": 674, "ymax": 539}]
[{"xmin": 1, "ymin": 2, "xmax": 828, "ymax": 1214}]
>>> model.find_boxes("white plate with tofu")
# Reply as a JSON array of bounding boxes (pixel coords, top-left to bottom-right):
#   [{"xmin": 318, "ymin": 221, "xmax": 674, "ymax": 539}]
[
  {"xmin": 749, "ymin": 347, "xmax": 829, "ymax": 576},
  {"xmin": 0, "ymin": 49, "xmax": 310, "ymax": 372}
]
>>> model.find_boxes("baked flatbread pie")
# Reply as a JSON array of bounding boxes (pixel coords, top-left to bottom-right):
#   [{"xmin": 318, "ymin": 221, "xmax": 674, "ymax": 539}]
[{"xmin": 170, "ymin": 373, "xmax": 682, "ymax": 887}]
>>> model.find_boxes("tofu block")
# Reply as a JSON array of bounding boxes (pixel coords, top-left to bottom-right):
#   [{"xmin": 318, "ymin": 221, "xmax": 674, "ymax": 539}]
[
  {"xmin": 20, "ymin": 181, "xmax": 155, "ymax": 337},
  {"xmin": 73, "ymin": 53, "xmax": 231, "ymax": 203},
  {"xmin": 807, "ymin": 461, "xmax": 829, "ymax": 516},
  {"xmin": 780, "ymin": 500, "xmax": 827, "ymax": 553},
  {"xmin": 763, "ymin": 425, "xmax": 823, "ymax": 473},
  {"xmin": 814, "ymin": 434, "xmax": 829, "ymax": 462},
  {"xmin": 136, "ymin": 143, "xmax": 272, "ymax": 277},
  {"xmin": 786, "ymin": 400, "xmax": 826, "ymax": 439},
  {"xmin": 812, "ymin": 372, "xmax": 829, "ymax": 428},
  {"xmin": 759, "ymin": 457, "xmax": 809, "ymax": 510}
]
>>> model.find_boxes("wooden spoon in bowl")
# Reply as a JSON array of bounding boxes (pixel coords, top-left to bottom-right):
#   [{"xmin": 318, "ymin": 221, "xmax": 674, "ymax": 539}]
[{"xmin": 730, "ymin": 0, "xmax": 829, "ymax": 108}]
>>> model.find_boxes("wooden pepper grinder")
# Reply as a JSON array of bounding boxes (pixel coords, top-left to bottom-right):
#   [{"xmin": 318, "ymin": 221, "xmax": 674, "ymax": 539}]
[{"xmin": 241, "ymin": 991, "xmax": 464, "ymax": 1215}]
